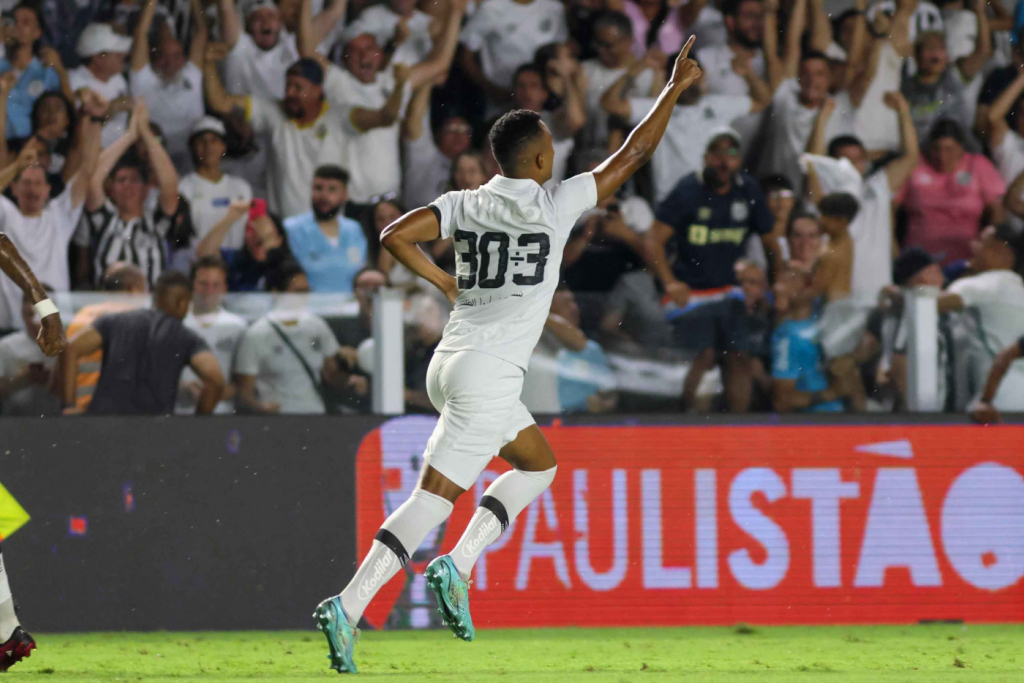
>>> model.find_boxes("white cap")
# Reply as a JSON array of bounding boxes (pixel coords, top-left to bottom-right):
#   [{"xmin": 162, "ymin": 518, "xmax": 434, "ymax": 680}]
[
  {"xmin": 706, "ymin": 126, "xmax": 742, "ymax": 149},
  {"xmin": 77, "ymin": 23, "xmax": 133, "ymax": 58},
  {"xmin": 190, "ymin": 115, "xmax": 227, "ymax": 140},
  {"xmin": 825, "ymin": 41, "xmax": 847, "ymax": 63}
]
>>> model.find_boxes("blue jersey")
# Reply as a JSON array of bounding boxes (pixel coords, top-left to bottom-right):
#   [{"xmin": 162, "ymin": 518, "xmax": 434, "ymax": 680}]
[
  {"xmin": 0, "ymin": 58, "xmax": 60, "ymax": 140},
  {"xmin": 771, "ymin": 317, "xmax": 843, "ymax": 413},
  {"xmin": 283, "ymin": 212, "xmax": 367, "ymax": 294}
]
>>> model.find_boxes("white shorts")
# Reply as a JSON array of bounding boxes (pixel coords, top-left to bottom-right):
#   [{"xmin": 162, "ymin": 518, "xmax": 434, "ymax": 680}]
[{"xmin": 422, "ymin": 350, "xmax": 536, "ymax": 490}]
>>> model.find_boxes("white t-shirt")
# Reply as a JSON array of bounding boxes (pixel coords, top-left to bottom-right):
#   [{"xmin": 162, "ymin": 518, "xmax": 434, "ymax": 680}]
[
  {"xmin": 849, "ymin": 40, "xmax": 902, "ymax": 152},
  {"xmin": 323, "ymin": 66, "xmax": 408, "ymax": 203},
  {"xmin": 580, "ymin": 60, "xmax": 654, "ymax": 149},
  {"xmin": 992, "ymin": 129, "xmax": 1024, "ymax": 185},
  {"xmin": 342, "ymin": 6, "xmax": 434, "ymax": 65},
  {"xmin": 69, "ymin": 66, "xmax": 129, "ymax": 148},
  {"xmin": 246, "ymin": 96, "xmax": 352, "ymax": 218},
  {"xmin": 402, "ymin": 127, "xmax": 452, "ymax": 209},
  {"xmin": 129, "ymin": 63, "xmax": 205, "ymax": 171},
  {"xmin": 234, "ymin": 309, "xmax": 341, "ymax": 414},
  {"xmin": 629, "ymin": 94, "xmax": 751, "ymax": 202},
  {"xmin": 697, "ymin": 44, "xmax": 766, "ymax": 96},
  {"xmin": 763, "ymin": 79, "xmax": 847, "ymax": 190},
  {"xmin": 429, "ymin": 172, "xmax": 598, "ymax": 369},
  {"xmin": 0, "ymin": 188, "xmax": 83, "ymax": 329},
  {"xmin": 0, "ymin": 332, "xmax": 59, "ymax": 416},
  {"xmin": 947, "ymin": 269, "xmax": 1024, "ymax": 410},
  {"xmin": 176, "ymin": 307, "xmax": 247, "ymax": 415},
  {"xmin": 224, "ymin": 31, "xmax": 300, "ymax": 100},
  {"xmin": 178, "ymin": 172, "xmax": 253, "ymax": 250},
  {"xmin": 460, "ymin": 0, "xmax": 567, "ymax": 92}
]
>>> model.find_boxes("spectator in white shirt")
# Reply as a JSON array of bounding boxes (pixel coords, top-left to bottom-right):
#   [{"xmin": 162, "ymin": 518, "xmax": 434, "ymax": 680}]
[
  {"xmin": 458, "ymin": 0, "xmax": 568, "ymax": 115},
  {"xmin": 218, "ymin": 0, "xmax": 299, "ymax": 99},
  {"xmin": 0, "ymin": 115, "xmax": 101, "ymax": 329},
  {"xmin": 129, "ymin": 0, "xmax": 208, "ymax": 172},
  {"xmin": 601, "ymin": 51, "xmax": 769, "ymax": 202},
  {"xmin": 234, "ymin": 262, "xmax": 349, "ymax": 414},
  {"xmin": 303, "ymin": 0, "xmax": 467, "ymax": 220},
  {"xmin": 178, "ymin": 116, "xmax": 253, "ymax": 257},
  {"xmin": 937, "ymin": 224, "xmax": 1024, "ymax": 412},
  {"xmin": 205, "ymin": 52, "xmax": 397, "ymax": 219},
  {"xmin": 0, "ymin": 286, "xmax": 61, "ymax": 415},
  {"xmin": 400, "ymin": 77, "xmax": 473, "ymax": 208},
  {"xmin": 579, "ymin": 11, "xmax": 659, "ymax": 152},
  {"xmin": 176, "ymin": 255, "xmax": 247, "ymax": 414},
  {"xmin": 341, "ymin": 0, "xmax": 436, "ymax": 66},
  {"xmin": 510, "ymin": 59, "xmax": 585, "ymax": 188},
  {"xmin": 68, "ymin": 23, "xmax": 133, "ymax": 148}
]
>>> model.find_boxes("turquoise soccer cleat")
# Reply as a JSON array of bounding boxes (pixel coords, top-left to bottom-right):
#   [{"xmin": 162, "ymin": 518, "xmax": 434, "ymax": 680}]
[
  {"xmin": 313, "ymin": 596, "xmax": 359, "ymax": 674},
  {"xmin": 425, "ymin": 555, "xmax": 475, "ymax": 642}
]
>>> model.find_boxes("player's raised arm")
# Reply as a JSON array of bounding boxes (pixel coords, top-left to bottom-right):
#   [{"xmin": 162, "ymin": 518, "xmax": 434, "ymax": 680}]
[
  {"xmin": 591, "ymin": 36, "xmax": 701, "ymax": 203},
  {"xmin": 380, "ymin": 208, "xmax": 458, "ymax": 303},
  {"xmin": 0, "ymin": 233, "xmax": 65, "ymax": 356}
]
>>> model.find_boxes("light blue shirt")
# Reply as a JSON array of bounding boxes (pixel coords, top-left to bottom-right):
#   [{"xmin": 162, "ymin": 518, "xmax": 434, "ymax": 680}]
[
  {"xmin": 557, "ymin": 340, "xmax": 615, "ymax": 413},
  {"xmin": 283, "ymin": 211, "xmax": 367, "ymax": 294},
  {"xmin": 0, "ymin": 58, "xmax": 60, "ymax": 140}
]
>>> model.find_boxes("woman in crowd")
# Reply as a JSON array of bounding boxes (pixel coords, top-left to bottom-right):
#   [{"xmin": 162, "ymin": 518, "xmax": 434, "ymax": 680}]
[{"xmin": 896, "ymin": 118, "xmax": 1006, "ymax": 267}]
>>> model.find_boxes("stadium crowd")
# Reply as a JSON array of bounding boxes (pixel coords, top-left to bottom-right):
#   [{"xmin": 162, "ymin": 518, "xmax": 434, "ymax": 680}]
[{"xmin": 0, "ymin": 0, "xmax": 1021, "ymax": 418}]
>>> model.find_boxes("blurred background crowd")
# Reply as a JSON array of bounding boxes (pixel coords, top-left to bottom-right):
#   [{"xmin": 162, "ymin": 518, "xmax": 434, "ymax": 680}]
[{"xmin": 0, "ymin": 0, "xmax": 1021, "ymax": 418}]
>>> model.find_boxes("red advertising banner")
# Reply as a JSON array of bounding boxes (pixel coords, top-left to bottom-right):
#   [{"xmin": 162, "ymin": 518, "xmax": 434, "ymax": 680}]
[{"xmin": 356, "ymin": 418, "xmax": 1024, "ymax": 628}]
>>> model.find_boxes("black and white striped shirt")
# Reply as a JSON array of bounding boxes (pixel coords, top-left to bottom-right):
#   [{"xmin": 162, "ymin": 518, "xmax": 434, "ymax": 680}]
[{"xmin": 78, "ymin": 200, "xmax": 172, "ymax": 288}]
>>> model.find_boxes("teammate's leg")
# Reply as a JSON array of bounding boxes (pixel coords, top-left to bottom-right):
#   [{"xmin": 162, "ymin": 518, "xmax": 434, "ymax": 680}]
[
  {"xmin": 448, "ymin": 424, "xmax": 557, "ymax": 581},
  {"xmin": 0, "ymin": 545, "xmax": 35, "ymax": 671}
]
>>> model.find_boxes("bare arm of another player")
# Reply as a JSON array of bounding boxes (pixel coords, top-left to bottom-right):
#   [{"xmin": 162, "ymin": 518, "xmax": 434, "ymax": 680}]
[
  {"xmin": 62, "ymin": 325, "xmax": 103, "ymax": 412},
  {"xmin": 970, "ymin": 340, "xmax": 1023, "ymax": 424},
  {"xmin": 0, "ymin": 233, "xmax": 65, "ymax": 356},
  {"xmin": 189, "ymin": 350, "xmax": 226, "ymax": 415},
  {"xmin": 380, "ymin": 208, "xmax": 458, "ymax": 303},
  {"xmin": 591, "ymin": 36, "xmax": 701, "ymax": 203}
]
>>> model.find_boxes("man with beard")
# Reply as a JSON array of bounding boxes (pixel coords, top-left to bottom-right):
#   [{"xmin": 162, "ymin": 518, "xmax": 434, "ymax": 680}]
[
  {"xmin": 643, "ymin": 129, "xmax": 779, "ymax": 412},
  {"xmin": 204, "ymin": 53, "xmax": 402, "ymax": 218},
  {"xmin": 283, "ymin": 165, "xmax": 368, "ymax": 293},
  {"xmin": 219, "ymin": 0, "xmax": 299, "ymax": 100},
  {"xmin": 695, "ymin": 0, "xmax": 767, "ymax": 153}
]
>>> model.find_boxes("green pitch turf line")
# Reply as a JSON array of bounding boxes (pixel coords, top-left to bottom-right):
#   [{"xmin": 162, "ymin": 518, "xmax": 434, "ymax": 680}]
[{"xmin": 11, "ymin": 624, "xmax": 1024, "ymax": 681}]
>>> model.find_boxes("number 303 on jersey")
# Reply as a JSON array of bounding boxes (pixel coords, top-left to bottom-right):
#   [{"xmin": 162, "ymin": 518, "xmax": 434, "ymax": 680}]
[{"xmin": 453, "ymin": 231, "xmax": 551, "ymax": 289}]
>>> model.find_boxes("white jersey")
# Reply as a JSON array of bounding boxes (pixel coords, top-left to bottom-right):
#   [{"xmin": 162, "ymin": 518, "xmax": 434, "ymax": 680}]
[{"xmin": 430, "ymin": 173, "xmax": 598, "ymax": 370}]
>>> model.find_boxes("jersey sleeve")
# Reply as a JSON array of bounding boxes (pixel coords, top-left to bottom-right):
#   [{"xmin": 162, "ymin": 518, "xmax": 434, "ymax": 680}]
[
  {"xmin": 429, "ymin": 190, "xmax": 462, "ymax": 240},
  {"xmin": 552, "ymin": 172, "xmax": 598, "ymax": 227},
  {"xmin": 185, "ymin": 329, "xmax": 211, "ymax": 360},
  {"xmin": 947, "ymin": 274, "xmax": 1002, "ymax": 307}
]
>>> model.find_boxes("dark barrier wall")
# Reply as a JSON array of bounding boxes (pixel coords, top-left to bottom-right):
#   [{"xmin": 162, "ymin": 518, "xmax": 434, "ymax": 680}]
[
  {"xmin": 1, "ymin": 416, "xmax": 1022, "ymax": 632},
  {"xmin": 0, "ymin": 417, "xmax": 381, "ymax": 631}
]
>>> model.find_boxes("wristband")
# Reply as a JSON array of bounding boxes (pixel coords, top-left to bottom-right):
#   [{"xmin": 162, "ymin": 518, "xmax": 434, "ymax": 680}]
[{"xmin": 34, "ymin": 298, "xmax": 58, "ymax": 318}]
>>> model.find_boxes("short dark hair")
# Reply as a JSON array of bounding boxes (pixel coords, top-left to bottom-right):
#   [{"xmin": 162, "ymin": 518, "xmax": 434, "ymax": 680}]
[
  {"xmin": 191, "ymin": 255, "xmax": 229, "ymax": 282},
  {"xmin": 154, "ymin": 270, "xmax": 192, "ymax": 297},
  {"xmin": 352, "ymin": 265, "xmax": 390, "ymax": 291},
  {"xmin": 760, "ymin": 174, "xmax": 792, "ymax": 193},
  {"xmin": 928, "ymin": 118, "xmax": 966, "ymax": 147},
  {"xmin": 721, "ymin": 0, "xmax": 760, "ymax": 18},
  {"xmin": 102, "ymin": 264, "xmax": 145, "ymax": 292},
  {"xmin": 800, "ymin": 50, "xmax": 830, "ymax": 66},
  {"xmin": 110, "ymin": 154, "xmax": 148, "ymax": 184},
  {"xmin": 513, "ymin": 63, "xmax": 546, "ymax": 87},
  {"xmin": 488, "ymin": 109, "xmax": 544, "ymax": 172},
  {"xmin": 827, "ymin": 134, "xmax": 866, "ymax": 159},
  {"xmin": 30, "ymin": 90, "xmax": 74, "ymax": 135},
  {"xmin": 268, "ymin": 259, "xmax": 306, "ymax": 292},
  {"xmin": 787, "ymin": 210, "xmax": 820, "ymax": 238},
  {"xmin": 313, "ymin": 164, "xmax": 350, "ymax": 186},
  {"xmin": 593, "ymin": 10, "xmax": 633, "ymax": 36},
  {"xmin": 992, "ymin": 222, "xmax": 1024, "ymax": 270},
  {"xmin": 818, "ymin": 192, "xmax": 860, "ymax": 223}
]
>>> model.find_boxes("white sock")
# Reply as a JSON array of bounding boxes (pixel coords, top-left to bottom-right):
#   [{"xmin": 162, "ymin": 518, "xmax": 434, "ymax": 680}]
[
  {"xmin": 339, "ymin": 488, "xmax": 453, "ymax": 625},
  {"xmin": 0, "ymin": 547, "xmax": 20, "ymax": 642},
  {"xmin": 451, "ymin": 467, "xmax": 557, "ymax": 579}
]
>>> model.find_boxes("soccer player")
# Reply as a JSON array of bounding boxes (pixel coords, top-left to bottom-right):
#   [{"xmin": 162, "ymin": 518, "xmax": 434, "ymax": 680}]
[
  {"xmin": 0, "ymin": 230, "xmax": 66, "ymax": 671},
  {"xmin": 313, "ymin": 38, "xmax": 703, "ymax": 674}
]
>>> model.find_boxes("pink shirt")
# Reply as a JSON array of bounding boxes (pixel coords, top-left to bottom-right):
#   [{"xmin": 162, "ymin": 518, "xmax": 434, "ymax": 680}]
[
  {"xmin": 624, "ymin": 1, "xmax": 687, "ymax": 58},
  {"xmin": 895, "ymin": 153, "xmax": 1005, "ymax": 264}
]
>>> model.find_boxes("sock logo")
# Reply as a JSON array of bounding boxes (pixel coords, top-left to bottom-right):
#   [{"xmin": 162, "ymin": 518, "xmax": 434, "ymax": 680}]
[
  {"xmin": 461, "ymin": 515, "xmax": 500, "ymax": 559},
  {"xmin": 357, "ymin": 553, "xmax": 394, "ymax": 601}
]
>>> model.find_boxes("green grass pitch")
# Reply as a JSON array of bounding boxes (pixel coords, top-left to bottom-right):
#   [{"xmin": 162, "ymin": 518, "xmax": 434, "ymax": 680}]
[{"xmin": 11, "ymin": 624, "xmax": 1024, "ymax": 682}]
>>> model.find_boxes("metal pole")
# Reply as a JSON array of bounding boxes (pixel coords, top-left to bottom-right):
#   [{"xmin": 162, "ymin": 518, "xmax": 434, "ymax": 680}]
[
  {"xmin": 906, "ymin": 287, "xmax": 941, "ymax": 412},
  {"xmin": 372, "ymin": 288, "xmax": 406, "ymax": 415}
]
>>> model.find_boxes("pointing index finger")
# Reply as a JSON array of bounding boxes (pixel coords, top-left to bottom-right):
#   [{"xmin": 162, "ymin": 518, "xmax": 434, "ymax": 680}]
[{"xmin": 679, "ymin": 35, "xmax": 695, "ymax": 60}]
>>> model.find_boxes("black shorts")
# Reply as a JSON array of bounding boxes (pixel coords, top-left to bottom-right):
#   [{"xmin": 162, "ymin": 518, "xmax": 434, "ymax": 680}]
[{"xmin": 670, "ymin": 297, "xmax": 763, "ymax": 355}]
